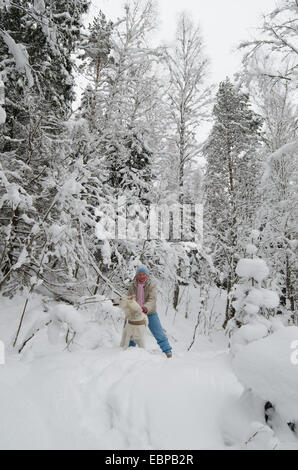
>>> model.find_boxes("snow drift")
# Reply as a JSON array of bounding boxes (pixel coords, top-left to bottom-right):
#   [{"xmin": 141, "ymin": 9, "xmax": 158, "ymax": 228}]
[{"xmin": 232, "ymin": 326, "xmax": 298, "ymax": 422}]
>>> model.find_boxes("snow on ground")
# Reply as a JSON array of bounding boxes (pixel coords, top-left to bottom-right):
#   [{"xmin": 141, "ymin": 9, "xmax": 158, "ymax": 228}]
[
  {"xmin": 0, "ymin": 346, "xmax": 242, "ymax": 450},
  {"xmin": 232, "ymin": 326, "xmax": 298, "ymax": 423},
  {"xmin": 222, "ymin": 325, "xmax": 298, "ymax": 450},
  {"xmin": 0, "ymin": 291, "xmax": 297, "ymax": 450}
]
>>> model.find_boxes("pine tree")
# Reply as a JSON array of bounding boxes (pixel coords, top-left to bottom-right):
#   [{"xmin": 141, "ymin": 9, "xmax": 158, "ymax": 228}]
[
  {"xmin": 79, "ymin": 10, "xmax": 114, "ymax": 128},
  {"xmin": 203, "ymin": 78, "xmax": 263, "ymax": 328}
]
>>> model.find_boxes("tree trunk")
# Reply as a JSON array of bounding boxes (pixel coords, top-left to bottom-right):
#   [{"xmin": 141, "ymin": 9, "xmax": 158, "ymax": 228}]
[
  {"xmin": 173, "ymin": 258, "xmax": 182, "ymax": 311},
  {"xmin": 90, "ymin": 56, "xmax": 101, "ymax": 129}
]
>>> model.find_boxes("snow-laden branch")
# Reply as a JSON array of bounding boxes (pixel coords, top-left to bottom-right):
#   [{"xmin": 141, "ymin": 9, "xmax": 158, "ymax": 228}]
[
  {"xmin": 0, "ymin": 31, "xmax": 34, "ymax": 87},
  {"xmin": 269, "ymin": 139, "xmax": 298, "ymax": 162},
  {"xmin": 263, "ymin": 139, "xmax": 298, "ymax": 181}
]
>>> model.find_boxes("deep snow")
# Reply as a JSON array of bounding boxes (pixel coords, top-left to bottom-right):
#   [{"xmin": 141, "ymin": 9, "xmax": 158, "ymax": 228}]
[
  {"xmin": 232, "ymin": 326, "xmax": 298, "ymax": 423},
  {"xmin": 0, "ymin": 346, "xmax": 241, "ymax": 450},
  {"xmin": 0, "ymin": 291, "xmax": 297, "ymax": 450}
]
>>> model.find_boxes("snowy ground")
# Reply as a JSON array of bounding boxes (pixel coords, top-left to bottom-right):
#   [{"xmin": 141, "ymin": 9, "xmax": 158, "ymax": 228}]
[{"xmin": 0, "ymin": 291, "xmax": 297, "ymax": 450}]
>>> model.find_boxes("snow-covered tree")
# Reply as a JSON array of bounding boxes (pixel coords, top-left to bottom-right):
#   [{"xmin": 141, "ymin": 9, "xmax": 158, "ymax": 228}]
[
  {"xmin": 258, "ymin": 141, "xmax": 297, "ymax": 320},
  {"xmin": 203, "ymin": 78, "xmax": 263, "ymax": 327},
  {"xmin": 79, "ymin": 10, "xmax": 114, "ymax": 127},
  {"xmin": 229, "ymin": 242, "xmax": 280, "ymax": 354},
  {"xmin": 239, "ymin": 54, "xmax": 297, "ymax": 321},
  {"xmin": 164, "ymin": 12, "xmax": 211, "ymax": 205},
  {"xmin": 78, "ymin": 1, "xmax": 162, "ymax": 203},
  {"xmin": 239, "ymin": 0, "xmax": 298, "ymax": 84},
  {"xmin": 162, "ymin": 12, "xmax": 211, "ymax": 308},
  {"xmin": 74, "ymin": 0, "xmax": 174, "ymax": 292},
  {"xmin": 0, "ymin": 0, "xmax": 91, "ymax": 297}
]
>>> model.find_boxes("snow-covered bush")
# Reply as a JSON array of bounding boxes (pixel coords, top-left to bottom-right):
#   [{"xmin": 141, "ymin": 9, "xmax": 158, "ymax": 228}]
[
  {"xmin": 2, "ymin": 292, "xmax": 124, "ymax": 355},
  {"xmin": 228, "ymin": 236, "xmax": 281, "ymax": 353},
  {"xmin": 233, "ymin": 256, "xmax": 279, "ymax": 317},
  {"xmin": 224, "ymin": 237, "xmax": 298, "ymax": 447}
]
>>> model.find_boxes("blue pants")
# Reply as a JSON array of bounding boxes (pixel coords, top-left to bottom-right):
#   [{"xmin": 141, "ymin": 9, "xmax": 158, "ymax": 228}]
[{"xmin": 129, "ymin": 312, "xmax": 172, "ymax": 354}]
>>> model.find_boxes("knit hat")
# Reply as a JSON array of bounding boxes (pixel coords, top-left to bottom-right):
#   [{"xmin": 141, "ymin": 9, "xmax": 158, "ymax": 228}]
[{"xmin": 136, "ymin": 266, "xmax": 149, "ymax": 276}]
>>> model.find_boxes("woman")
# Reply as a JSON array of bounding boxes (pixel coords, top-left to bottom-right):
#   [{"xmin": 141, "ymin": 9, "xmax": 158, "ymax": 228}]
[{"xmin": 127, "ymin": 266, "xmax": 172, "ymax": 358}]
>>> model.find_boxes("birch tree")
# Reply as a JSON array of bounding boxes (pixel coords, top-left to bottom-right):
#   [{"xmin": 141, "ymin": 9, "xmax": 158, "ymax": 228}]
[
  {"xmin": 164, "ymin": 12, "xmax": 211, "ymax": 309},
  {"xmin": 165, "ymin": 12, "xmax": 211, "ymax": 205}
]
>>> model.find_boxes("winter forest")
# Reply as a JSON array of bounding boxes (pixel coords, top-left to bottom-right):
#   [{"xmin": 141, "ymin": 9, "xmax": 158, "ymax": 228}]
[{"xmin": 0, "ymin": 0, "xmax": 297, "ymax": 451}]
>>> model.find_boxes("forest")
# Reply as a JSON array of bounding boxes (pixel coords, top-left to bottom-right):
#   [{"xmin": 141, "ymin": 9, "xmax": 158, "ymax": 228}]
[{"xmin": 0, "ymin": 0, "xmax": 297, "ymax": 451}]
